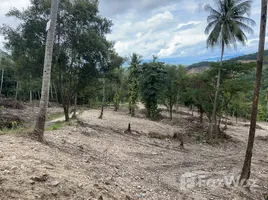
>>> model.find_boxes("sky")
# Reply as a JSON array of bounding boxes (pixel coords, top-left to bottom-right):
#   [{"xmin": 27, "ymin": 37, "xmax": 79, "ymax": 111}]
[{"xmin": 0, "ymin": 0, "xmax": 266, "ymax": 65}]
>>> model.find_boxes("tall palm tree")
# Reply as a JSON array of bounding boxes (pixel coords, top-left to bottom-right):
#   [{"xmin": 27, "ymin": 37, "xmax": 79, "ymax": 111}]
[
  {"xmin": 240, "ymin": 0, "xmax": 267, "ymax": 184},
  {"xmin": 33, "ymin": 0, "xmax": 59, "ymax": 142},
  {"xmin": 204, "ymin": 0, "xmax": 255, "ymax": 140}
]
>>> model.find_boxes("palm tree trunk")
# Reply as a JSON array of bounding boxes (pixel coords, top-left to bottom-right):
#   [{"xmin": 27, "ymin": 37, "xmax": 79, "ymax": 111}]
[
  {"xmin": 98, "ymin": 77, "xmax": 105, "ymax": 119},
  {"xmin": 0, "ymin": 68, "xmax": 4, "ymax": 97},
  {"xmin": 33, "ymin": 0, "xmax": 59, "ymax": 142},
  {"xmin": 240, "ymin": 0, "xmax": 267, "ymax": 184},
  {"xmin": 209, "ymin": 42, "xmax": 224, "ymax": 141}
]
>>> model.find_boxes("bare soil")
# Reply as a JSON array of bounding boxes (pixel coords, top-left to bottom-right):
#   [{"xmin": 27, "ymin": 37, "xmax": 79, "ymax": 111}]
[
  {"xmin": 0, "ymin": 105, "xmax": 63, "ymax": 126},
  {"xmin": 0, "ymin": 107, "xmax": 268, "ymax": 200}
]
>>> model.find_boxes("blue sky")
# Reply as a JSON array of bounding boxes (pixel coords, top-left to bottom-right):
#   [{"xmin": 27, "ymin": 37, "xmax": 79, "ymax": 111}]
[{"xmin": 0, "ymin": 0, "xmax": 266, "ymax": 65}]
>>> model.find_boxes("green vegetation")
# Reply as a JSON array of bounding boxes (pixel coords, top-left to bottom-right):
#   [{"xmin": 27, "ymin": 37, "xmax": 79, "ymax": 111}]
[
  {"xmin": 0, "ymin": 0, "xmax": 267, "ymax": 129},
  {"xmin": 139, "ymin": 58, "xmax": 167, "ymax": 119},
  {"xmin": 128, "ymin": 53, "xmax": 142, "ymax": 116},
  {"xmin": 45, "ymin": 122, "xmax": 64, "ymax": 131},
  {"xmin": 187, "ymin": 61, "xmax": 213, "ymax": 69},
  {"xmin": 0, "ymin": 125, "xmax": 32, "ymax": 135},
  {"xmin": 46, "ymin": 112, "xmax": 64, "ymax": 121}
]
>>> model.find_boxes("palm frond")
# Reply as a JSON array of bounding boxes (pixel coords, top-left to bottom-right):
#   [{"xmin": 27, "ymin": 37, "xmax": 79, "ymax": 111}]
[
  {"xmin": 234, "ymin": 20, "xmax": 254, "ymax": 35},
  {"xmin": 204, "ymin": 0, "xmax": 254, "ymax": 49},
  {"xmin": 233, "ymin": 0, "xmax": 252, "ymax": 16},
  {"xmin": 207, "ymin": 14, "xmax": 220, "ymax": 23},
  {"xmin": 232, "ymin": 21, "xmax": 248, "ymax": 45},
  {"xmin": 233, "ymin": 16, "xmax": 256, "ymax": 26},
  {"xmin": 204, "ymin": 4, "xmax": 221, "ymax": 16},
  {"xmin": 222, "ymin": 23, "xmax": 236, "ymax": 48},
  {"xmin": 213, "ymin": 0, "xmax": 225, "ymax": 13},
  {"xmin": 206, "ymin": 23, "xmax": 221, "ymax": 48},
  {"xmin": 205, "ymin": 20, "xmax": 219, "ymax": 35}
]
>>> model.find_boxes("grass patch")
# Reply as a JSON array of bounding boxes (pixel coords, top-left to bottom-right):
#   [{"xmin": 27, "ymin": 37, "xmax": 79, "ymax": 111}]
[
  {"xmin": 119, "ymin": 103, "xmax": 130, "ymax": 109},
  {"xmin": 47, "ymin": 112, "xmax": 64, "ymax": 121},
  {"xmin": 45, "ymin": 122, "xmax": 64, "ymax": 131},
  {"xmin": 0, "ymin": 125, "xmax": 32, "ymax": 135}
]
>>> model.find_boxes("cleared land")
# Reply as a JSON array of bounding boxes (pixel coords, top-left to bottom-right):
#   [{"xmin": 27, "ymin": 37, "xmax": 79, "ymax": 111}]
[{"xmin": 0, "ymin": 107, "xmax": 267, "ymax": 200}]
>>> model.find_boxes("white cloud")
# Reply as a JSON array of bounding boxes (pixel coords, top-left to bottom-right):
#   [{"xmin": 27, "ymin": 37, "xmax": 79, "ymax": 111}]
[
  {"xmin": 101, "ymin": 0, "xmax": 262, "ymax": 64},
  {"xmin": 0, "ymin": 0, "xmax": 264, "ymax": 64},
  {"xmin": 147, "ymin": 11, "xmax": 174, "ymax": 23},
  {"xmin": 157, "ymin": 23, "xmax": 207, "ymax": 57},
  {"xmin": 176, "ymin": 21, "xmax": 202, "ymax": 30},
  {"xmin": 0, "ymin": 0, "xmax": 30, "ymax": 49}
]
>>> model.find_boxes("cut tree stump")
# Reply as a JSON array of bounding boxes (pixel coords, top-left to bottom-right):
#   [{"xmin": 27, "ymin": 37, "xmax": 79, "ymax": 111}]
[
  {"xmin": 124, "ymin": 123, "xmax": 131, "ymax": 134},
  {"xmin": 173, "ymin": 132, "xmax": 184, "ymax": 148}
]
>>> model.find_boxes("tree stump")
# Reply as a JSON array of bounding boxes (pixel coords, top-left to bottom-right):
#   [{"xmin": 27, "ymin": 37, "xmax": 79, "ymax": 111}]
[{"xmin": 173, "ymin": 132, "xmax": 184, "ymax": 148}]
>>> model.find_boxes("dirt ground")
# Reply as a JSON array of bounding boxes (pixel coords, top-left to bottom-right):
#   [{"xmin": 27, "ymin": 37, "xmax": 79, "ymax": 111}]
[
  {"xmin": 1, "ymin": 105, "xmax": 63, "ymax": 125},
  {"xmin": 0, "ymin": 107, "xmax": 268, "ymax": 200}
]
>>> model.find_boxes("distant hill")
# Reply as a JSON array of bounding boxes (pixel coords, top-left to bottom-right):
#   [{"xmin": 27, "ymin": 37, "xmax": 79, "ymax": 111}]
[
  {"xmin": 187, "ymin": 61, "xmax": 214, "ymax": 74},
  {"xmin": 187, "ymin": 61, "xmax": 214, "ymax": 69},
  {"xmin": 229, "ymin": 49, "xmax": 268, "ymax": 62},
  {"xmin": 187, "ymin": 49, "xmax": 268, "ymax": 73}
]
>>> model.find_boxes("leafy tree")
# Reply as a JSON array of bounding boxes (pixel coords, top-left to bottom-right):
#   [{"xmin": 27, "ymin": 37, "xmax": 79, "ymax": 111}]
[
  {"xmin": 139, "ymin": 59, "xmax": 167, "ymax": 119},
  {"xmin": 128, "ymin": 53, "xmax": 142, "ymax": 117},
  {"xmin": 0, "ymin": 52, "xmax": 14, "ymax": 97},
  {"xmin": 160, "ymin": 65, "xmax": 186, "ymax": 119},
  {"xmin": 1, "ymin": 0, "xmax": 116, "ymax": 123},
  {"xmin": 111, "ymin": 66, "xmax": 125, "ymax": 111},
  {"xmin": 204, "ymin": 0, "xmax": 255, "ymax": 140},
  {"xmin": 184, "ymin": 73, "xmax": 214, "ymax": 124},
  {"xmin": 217, "ymin": 62, "xmax": 254, "ymax": 128},
  {"xmin": 161, "ymin": 65, "xmax": 179, "ymax": 119},
  {"xmin": 98, "ymin": 51, "xmax": 123, "ymax": 119},
  {"xmin": 52, "ymin": 0, "xmax": 113, "ymax": 121},
  {"xmin": 1, "ymin": 0, "xmax": 51, "ymax": 102}
]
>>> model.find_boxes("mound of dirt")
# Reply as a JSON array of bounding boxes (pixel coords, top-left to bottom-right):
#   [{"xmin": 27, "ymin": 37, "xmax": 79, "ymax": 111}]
[
  {"xmin": 256, "ymin": 135, "xmax": 268, "ymax": 141},
  {"xmin": 244, "ymin": 123, "xmax": 264, "ymax": 130}
]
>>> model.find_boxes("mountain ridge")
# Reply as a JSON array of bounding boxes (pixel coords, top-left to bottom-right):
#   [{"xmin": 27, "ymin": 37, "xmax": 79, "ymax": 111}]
[{"xmin": 187, "ymin": 49, "xmax": 268, "ymax": 70}]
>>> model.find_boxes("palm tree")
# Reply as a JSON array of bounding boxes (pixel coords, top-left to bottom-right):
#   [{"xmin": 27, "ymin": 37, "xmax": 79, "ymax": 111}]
[
  {"xmin": 32, "ymin": 0, "xmax": 59, "ymax": 142},
  {"xmin": 240, "ymin": 0, "xmax": 267, "ymax": 184},
  {"xmin": 204, "ymin": 0, "xmax": 255, "ymax": 140}
]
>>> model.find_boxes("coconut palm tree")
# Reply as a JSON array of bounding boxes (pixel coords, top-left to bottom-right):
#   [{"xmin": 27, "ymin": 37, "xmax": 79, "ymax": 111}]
[
  {"xmin": 240, "ymin": 0, "xmax": 267, "ymax": 184},
  {"xmin": 33, "ymin": 0, "xmax": 59, "ymax": 142},
  {"xmin": 204, "ymin": 0, "xmax": 255, "ymax": 140}
]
